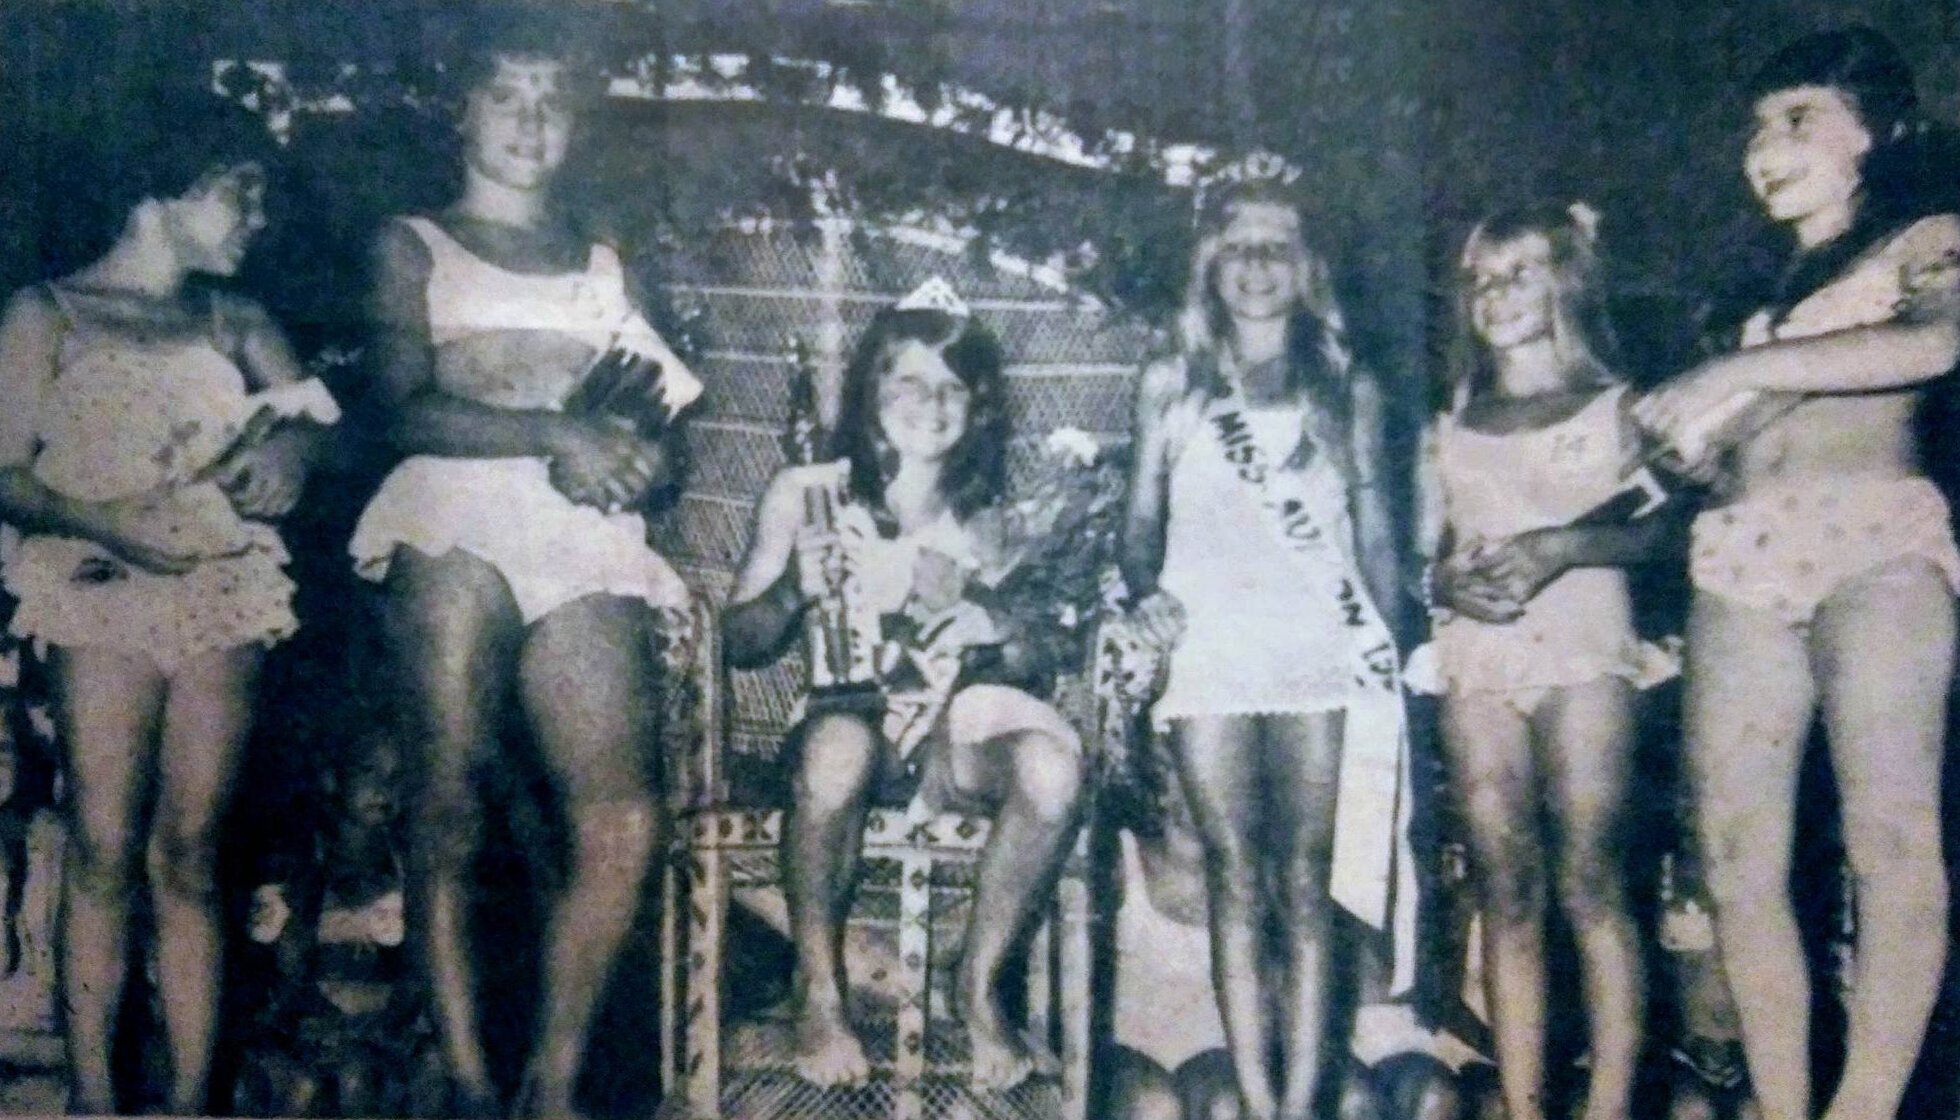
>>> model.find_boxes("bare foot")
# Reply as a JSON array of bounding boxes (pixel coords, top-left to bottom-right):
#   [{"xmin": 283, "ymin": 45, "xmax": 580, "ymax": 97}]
[
  {"xmin": 967, "ymin": 1012, "xmax": 1058, "ymax": 1091},
  {"xmin": 791, "ymin": 1009, "xmax": 871, "ymax": 1087}
]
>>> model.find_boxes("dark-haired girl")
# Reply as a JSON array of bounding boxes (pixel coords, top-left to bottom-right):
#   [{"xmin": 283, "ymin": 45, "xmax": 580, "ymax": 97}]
[
  {"xmin": 0, "ymin": 100, "xmax": 335, "ymax": 1113},
  {"xmin": 1119, "ymin": 181, "xmax": 1409, "ymax": 1120},
  {"xmin": 724, "ymin": 300, "xmax": 1085, "ymax": 1091},
  {"xmin": 348, "ymin": 40, "xmax": 699, "ymax": 1119},
  {"xmin": 1635, "ymin": 27, "xmax": 1960, "ymax": 1120}
]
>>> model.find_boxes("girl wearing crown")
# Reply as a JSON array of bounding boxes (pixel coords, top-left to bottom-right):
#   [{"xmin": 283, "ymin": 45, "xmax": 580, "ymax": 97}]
[
  {"xmin": 347, "ymin": 27, "xmax": 701, "ymax": 1118},
  {"xmin": 1119, "ymin": 177, "xmax": 1410, "ymax": 1120},
  {"xmin": 1633, "ymin": 28, "xmax": 1960, "ymax": 1120},
  {"xmin": 724, "ymin": 287, "xmax": 1086, "ymax": 1091}
]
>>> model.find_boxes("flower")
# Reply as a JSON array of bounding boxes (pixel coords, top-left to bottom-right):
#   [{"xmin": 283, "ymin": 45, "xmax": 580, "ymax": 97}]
[{"xmin": 1043, "ymin": 426, "xmax": 1100, "ymax": 467}]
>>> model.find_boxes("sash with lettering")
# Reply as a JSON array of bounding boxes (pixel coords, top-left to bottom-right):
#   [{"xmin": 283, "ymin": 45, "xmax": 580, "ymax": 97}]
[{"xmin": 1206, "ymin": 387, "xmax": 1420, "ymax": 994}]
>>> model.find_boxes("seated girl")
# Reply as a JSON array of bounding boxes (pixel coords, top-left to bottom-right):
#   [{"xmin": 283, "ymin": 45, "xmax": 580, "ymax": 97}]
[
  {"xmin": 723, "ymin": 290, "xmax": 1085, "ymax": 1091},
  {"xmin": 0, "ymin": 98, "xmax": 336, "ymax": 1114}
]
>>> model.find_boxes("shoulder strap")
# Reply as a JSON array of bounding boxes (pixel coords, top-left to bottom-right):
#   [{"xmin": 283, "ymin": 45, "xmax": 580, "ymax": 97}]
[{"xmin": 36, "ymin": 283, "xmax": 78, "ymax": 380}]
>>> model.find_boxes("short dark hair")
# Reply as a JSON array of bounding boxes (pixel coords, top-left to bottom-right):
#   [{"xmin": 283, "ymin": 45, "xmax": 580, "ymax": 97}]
[
  {"xmin": 832, "ymin": 307, "xmax": 1010, "ymax": 522},
  {"xmin": 440, "ymin": 3, "xmax": 609, "ymax": 113},
  {"xmin": 1749, "ymin": 26, "xmax": 1918, "ymax": 143},
  {"xmin": 46, "ymin": 91, "xmax": 278, "ymax": 270}
]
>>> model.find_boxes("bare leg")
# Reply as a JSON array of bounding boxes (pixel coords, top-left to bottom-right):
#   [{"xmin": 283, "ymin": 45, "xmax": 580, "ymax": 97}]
[
  {"xmin": 149, "ymin": 645, "xmax": 261, "ymax": 1114},
  {"xmin": 783, "ymin": 711, "xmax": 878, "ymax": 1085},
  {"xmin": 1264, "ymin": 710, "xmax": 1341, "ymax": 1120},
  {"xmin": 1171, "ymin": 715, "xmax": 1278, "ymax": 1120},
  {"xmin": 383, "ymin": 547, "xmax": 523, "ymax": 1116},
  {"xmin": 1811, "ymin": 559, "xmax": 1954, "ymax": 1120},
  {"xmin": 1442, "ymin": 691, "xmax": 1549, "ymax": 1120},
  {"xmin": 52, "ymin": 648, "xmax": 165, "ymax": 1115},
  {"xmin": 944, "ymin": 691, "xmax": 1084, "ymax": 1088},
  {"xmin": 1684, "ymin": 591, "xmax": 1815, "ymax": 1120},
  {"xmin": 514, "ymin": 595, "xmax": 665, "ymax": 1119},
  {"xmin": 1538, "ymin": 678, "xmax": 1643, "ymax": 1120}
]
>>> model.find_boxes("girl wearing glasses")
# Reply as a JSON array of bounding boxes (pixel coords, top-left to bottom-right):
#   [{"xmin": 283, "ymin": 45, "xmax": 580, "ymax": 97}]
[{"xmin": 724, "ymin": 298, "xmax": 1085, "ymax": 1092}]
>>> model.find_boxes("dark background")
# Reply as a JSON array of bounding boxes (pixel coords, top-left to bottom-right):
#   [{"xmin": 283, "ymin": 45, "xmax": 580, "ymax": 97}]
[{"xmin": 5, "ymin": 1, "xmax": 1960, "ymax": 1116}]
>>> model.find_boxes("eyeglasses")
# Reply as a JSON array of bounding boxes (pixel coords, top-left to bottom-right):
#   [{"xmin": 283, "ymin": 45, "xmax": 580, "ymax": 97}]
[{"xmin": 881, "ymin": 376, "xmax": 972, "ymax": 408}]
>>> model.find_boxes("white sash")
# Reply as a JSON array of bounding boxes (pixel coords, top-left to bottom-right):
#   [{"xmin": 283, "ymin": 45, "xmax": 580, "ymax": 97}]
[{"xmin": 1206, "ymin": 389, "xmax": 1420, "ymax": 994}]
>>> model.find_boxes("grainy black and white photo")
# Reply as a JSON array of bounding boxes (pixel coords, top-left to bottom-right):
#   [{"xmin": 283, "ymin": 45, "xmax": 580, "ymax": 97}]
[{"xmin": 3, "ymin": 1, "xmax": 1960, "ymax": 1118}]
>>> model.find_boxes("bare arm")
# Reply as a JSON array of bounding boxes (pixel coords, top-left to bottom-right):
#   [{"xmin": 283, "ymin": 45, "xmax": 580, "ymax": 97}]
[
  {"xmin": 722, "ymin": 470, "xmax": 812, "ymax": 668},
  {"xmin": 1118, "ymin": 357, "xmax": 1182, "ymax": 600}
]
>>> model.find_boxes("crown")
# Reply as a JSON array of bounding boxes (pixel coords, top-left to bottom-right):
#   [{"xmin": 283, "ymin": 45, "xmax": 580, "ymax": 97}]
[
  {"xmin": 1190, "ymin": 149, "xmax": 1303, "ymax": 223},
  {"xmin": 894, "ymin": 275, "xmax": 969, "ymax": 318}
]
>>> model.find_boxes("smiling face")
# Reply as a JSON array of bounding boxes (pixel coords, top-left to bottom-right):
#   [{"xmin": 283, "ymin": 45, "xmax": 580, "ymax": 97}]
[
  {"xmin": 461, "ymin": 55, "xmax": 577, "ymax": 191},
  {"xmin": 877, "ymin": 340, "xmax": 971, "ymax": 464},
  {"xmin": 1211, "ymin": 201, "xmax": 1306, "ymax": 325},
  {"xmin": 1745, "ymin": 84, "xmax": 1873, "ymax": 231},
  {"xmin": 164, "ymin": 162, "xmax": 267, "ymax": 277},
  {"xmin": 1466, "ymin": 231, "xmax": 1563, "ymax": 354}
]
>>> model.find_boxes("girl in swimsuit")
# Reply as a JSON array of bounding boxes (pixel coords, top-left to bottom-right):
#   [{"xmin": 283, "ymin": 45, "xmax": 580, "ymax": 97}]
[
  {"xmin": 1120, "ymin": 179, "xmax": 1406, "ymax": 1120},
  {"xmin": 0, "ymin": 100, "xmax": 332, "ymax": 1113},
  {"xmin": 1634, "ymin": 28, "xmax": 1960, "ymax": 1120},
  {"xmin": 1428, "ymin": 201, "xmax": 1677, "ymax": 1120},
  {"xmin": 723, "ymin": 301, "xmax": 1085, "ymax": 1091},
  {"xmin": 349, "ymin": 30, "xmax": 698, "ymax": 1118}
]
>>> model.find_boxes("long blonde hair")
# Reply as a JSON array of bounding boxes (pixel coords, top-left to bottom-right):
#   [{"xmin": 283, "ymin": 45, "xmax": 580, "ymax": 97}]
[{"xmin": 1178, "ymin": 179, "xmax": 1357, "ymax": 474}]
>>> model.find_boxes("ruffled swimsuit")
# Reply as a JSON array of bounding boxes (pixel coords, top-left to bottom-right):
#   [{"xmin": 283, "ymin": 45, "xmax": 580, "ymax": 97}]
[
  {"xmin": 3, "ymin": 289, "xmax": 336, "ymax": 672},
  {"xmin": 1433, "ymin": 385, "xmax": 1670, "ymax": 699}
]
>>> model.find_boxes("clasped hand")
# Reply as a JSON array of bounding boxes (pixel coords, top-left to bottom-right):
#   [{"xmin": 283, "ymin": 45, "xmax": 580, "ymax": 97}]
[
  {"xmin": 211, "ymin": 430, "xmax": 310, "ymax": 519},
  {"xmin": 547, "ymin": 419, "xmax": 666, "ymax": 512},
  {"xmin": 1434, "ymin": 531, "xmax": 1564, "ymax": 624}
]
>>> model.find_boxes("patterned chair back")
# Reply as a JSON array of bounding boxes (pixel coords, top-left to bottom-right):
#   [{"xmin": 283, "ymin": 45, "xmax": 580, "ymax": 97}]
[{"xmin": 652, "ymin": 221, "xmax": 1153, "ymax": 809}]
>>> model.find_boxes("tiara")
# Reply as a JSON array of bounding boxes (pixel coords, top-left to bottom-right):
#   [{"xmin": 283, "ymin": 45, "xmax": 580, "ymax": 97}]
[
  {"xmin": 894, "ymin": 275, "xmax": 970, "ymax": 318},
  {"xmin": 1190, "ymin": 149, "xmax": 1303, "ymax": 223}
]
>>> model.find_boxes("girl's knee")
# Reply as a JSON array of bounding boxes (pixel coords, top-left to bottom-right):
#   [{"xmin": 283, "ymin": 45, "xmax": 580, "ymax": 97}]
[
  {"xmin": 414, "ymin": 784, "xmax": 481, "ymax": 870},
  {"xmin": 67, "ymin": 818, "xmax": 139, "ymax": 895},
  {"xmin": 1012, "ymin": 734, "xmax": 1083, "ymax": 823},
  {"xmin": 1480, "ymin": 861, "xmax": 1549, "ymax": 927},
  {"xmin": 794, "ymin": 714, "xmax": 878, "ymax": 813},
  {"xmin": 571, "ymin": 797, "xmax": 661, "ymax": 870},
  {"xmin": 147, "ymin": 818, "xmax": 222, "ymax": 902},
  {"xmin": 1202, "ymin": 842, "xmax": 1263, "ymax": 907}
]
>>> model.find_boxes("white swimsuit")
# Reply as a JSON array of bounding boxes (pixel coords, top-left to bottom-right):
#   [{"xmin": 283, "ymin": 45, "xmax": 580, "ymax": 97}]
[
  {"xmin": 1152, "ymin": 399, "xmax": 1364, "ymax": 724},
  {"xmin": 349, "ymin": 217, "xmax": 700, "ymax": 626}
]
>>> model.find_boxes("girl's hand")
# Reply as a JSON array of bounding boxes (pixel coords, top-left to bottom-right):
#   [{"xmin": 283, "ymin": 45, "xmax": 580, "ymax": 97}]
[
  {"xmin": 546, "ymin": 420, "xmax": 656, "ymax": 511},
  {"xmin": 1128, "ymin": 588, "xmax": 1188, "ymax": 650},
  {"xmin": 1434, "ymin": 546, "xmax": 1523, "ymax": 623},
  {"xmin": 86, "ymin": 501, "xmax": 204, "ymax": 576},
  {"xmin": 214, "ymin": 430, "xmax": 310, "ymax": 518},
  {"xmin": 1476, "ymin": 530, "xmax": 1568, "ymax": 605},
  {"xmin": 792, "ymin": 516, "xmax": 847, "ymax": 601}
]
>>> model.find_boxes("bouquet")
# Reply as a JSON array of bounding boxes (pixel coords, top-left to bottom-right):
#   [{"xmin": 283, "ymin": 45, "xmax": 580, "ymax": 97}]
[{"xmin": 960, "ymin": 428, "xmax": 1132, "ymax": 694}]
